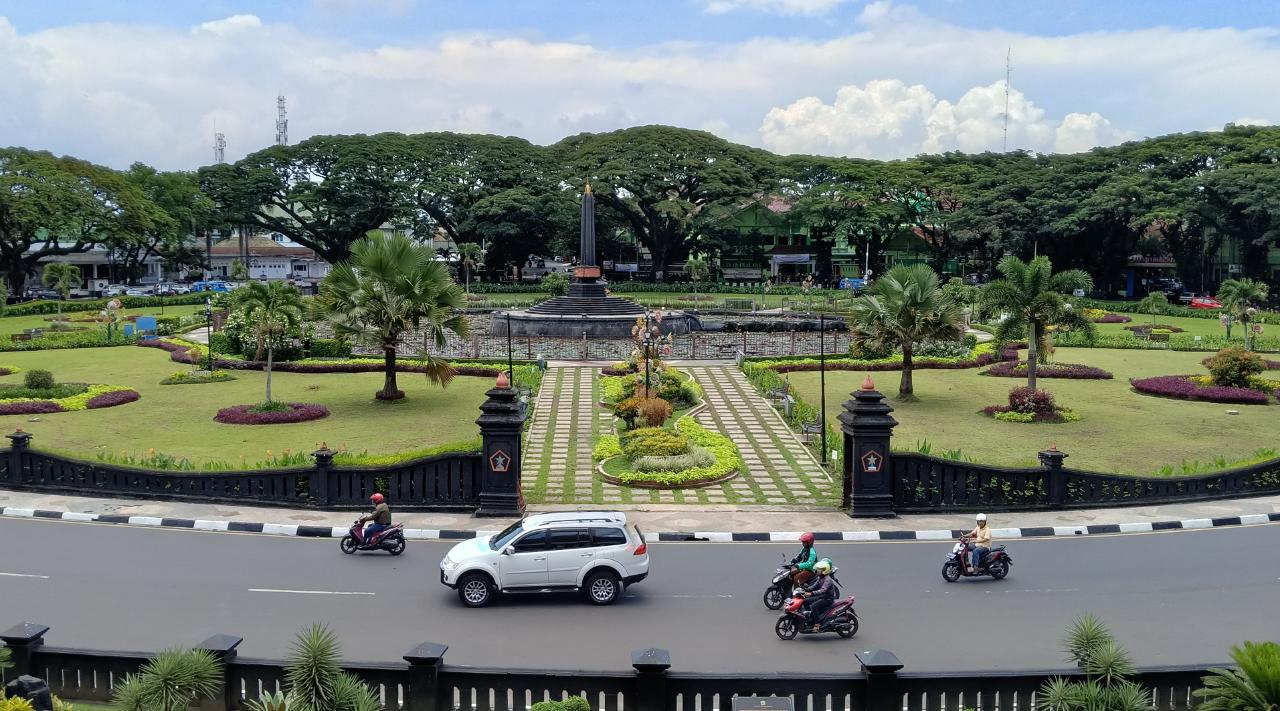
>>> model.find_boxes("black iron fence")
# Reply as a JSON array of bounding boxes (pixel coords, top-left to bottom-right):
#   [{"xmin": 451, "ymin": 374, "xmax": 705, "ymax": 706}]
[
  {"xmin": 842, "ymin": 384, "xmax": 1280, "ymax": 516},
  {"xmin": 0, "ymin": 623, "xmax": 1213, "ymax": 711},
  {"xmin": 1, "ymin": 432, "xmax": 483, "ymax": 512}
]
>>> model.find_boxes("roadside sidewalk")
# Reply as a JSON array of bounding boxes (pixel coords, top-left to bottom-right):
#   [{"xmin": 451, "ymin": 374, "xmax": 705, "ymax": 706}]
[{"xmin": 2, "ymin": 489, "xmax": 1277, "ymax": 541}]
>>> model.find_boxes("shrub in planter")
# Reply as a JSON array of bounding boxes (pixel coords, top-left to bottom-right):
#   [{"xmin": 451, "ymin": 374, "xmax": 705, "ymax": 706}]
[
  {"xmin": 621, "ymin": 427, "xmax": 689, "ymax": 459},
  {"xmin": 633, "ymin": 446, "xmax": 716, "ymax": 472},
  {"xmin": 1008, "ymin": 386, "xmax": 1057, "ymax": 415},
  {"xmin": 638, "ymin": 397, "xmax": 674, "ymax": 427},
  {"xmin": 1205, "ymin": 346, "xmax": 1266, "ymax": 388},
  {"xmin": 24, "ymin": 369, "xmax": 55, "ymax": 389},
  {"xmin": 983, "ymin": 361, "xmax": 1114, "ymax": 379},
  {"xmin": 214, "ymin": 402, "xmax": 330, "ymax": 424}
]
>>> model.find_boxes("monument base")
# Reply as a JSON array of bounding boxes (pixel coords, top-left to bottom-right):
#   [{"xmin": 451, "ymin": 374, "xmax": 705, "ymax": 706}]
[{"xmin": 475, "ymin": 491, "xmax": 524, "ymax": 518}]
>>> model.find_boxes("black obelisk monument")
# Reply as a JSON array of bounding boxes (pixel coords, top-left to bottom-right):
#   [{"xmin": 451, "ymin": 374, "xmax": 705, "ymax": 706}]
[{"xmin": 569, "ymin": 183, "xmax": 606, "ymax": 298}]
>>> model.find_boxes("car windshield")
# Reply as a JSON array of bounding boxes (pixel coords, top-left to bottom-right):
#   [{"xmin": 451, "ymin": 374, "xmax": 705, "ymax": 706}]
[{"xmin": 490, "ymin": 521, "xmax": 524, "ymax": 550}]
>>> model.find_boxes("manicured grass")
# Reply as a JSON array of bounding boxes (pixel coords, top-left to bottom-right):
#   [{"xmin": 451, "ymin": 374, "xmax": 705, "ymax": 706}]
[
  {"xmin": 1095, "ymin": 312, "xmax": 1238, "ymax": 339},
  {"xmin": 789, "ymin": 347, "xmax": 1277, "ymax": 476},
  {"xmin": 0, "ymin": 346, "xmax": 490, "ymax": 467},
  {"xmin": 0, "ymin": 304, "xmax": 205, "ymax": 337}
]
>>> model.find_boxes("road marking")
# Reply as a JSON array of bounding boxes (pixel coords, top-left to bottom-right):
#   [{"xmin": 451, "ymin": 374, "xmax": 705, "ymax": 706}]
[
  {"xmin": 626, "ymin": 594, "xmax": 734, "ymax": 599},
  {"xmin": 248, "ymin": 588, "xmax": 375, "ymax": 596},
  {"xmin": 0, "ymin": 572, "xmax": 50, "ymax": 579}
]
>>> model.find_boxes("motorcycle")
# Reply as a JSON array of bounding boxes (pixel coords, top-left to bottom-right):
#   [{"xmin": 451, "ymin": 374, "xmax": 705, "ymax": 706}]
[
  {"xmin": 763, "ymin": 555, "xmax": 814, "ymax": 610},
  {"xmin": 340, "ymin": 521, "xmax": 406, "ymax": 555},
  {"xmin": 941, "ymin": 536, "xmax": 1011, "ymax": 581},
  {"xmin": 774, "ymin": 589, "xmax": 859, "ymax": 640}
]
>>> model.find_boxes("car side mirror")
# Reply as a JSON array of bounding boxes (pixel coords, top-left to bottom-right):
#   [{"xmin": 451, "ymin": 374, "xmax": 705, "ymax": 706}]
[{"xmin": 503, "ymin": 546, "xmax": 515, "ymax": 556}]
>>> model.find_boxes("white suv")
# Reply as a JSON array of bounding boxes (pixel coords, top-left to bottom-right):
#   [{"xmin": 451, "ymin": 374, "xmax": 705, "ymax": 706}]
[{"xmin": 439, "ymin": 511, "xmax": 649, "ymax": 607}]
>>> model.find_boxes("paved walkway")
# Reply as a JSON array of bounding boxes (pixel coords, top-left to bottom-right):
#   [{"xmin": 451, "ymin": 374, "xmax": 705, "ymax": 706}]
[
  {"xmin": 523, "ymin": 365, "xmax": 604, "ymax": 504},
  {"xmin": 685, "ymin": 365, "xmax": 837, "ymax": 505}
]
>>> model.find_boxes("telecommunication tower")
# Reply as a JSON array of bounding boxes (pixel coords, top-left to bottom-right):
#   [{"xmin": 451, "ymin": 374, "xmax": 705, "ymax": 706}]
[
  {"xmin": 275, "ymin": 95, "xmax": 288, "ymax": 146},
  {"xmin": 214, "ymin": 130, "xmax": 226, "ymax": 164},
  {"xmin": 1002, "ymin": 47, "xmax": 1012, "ymax": 152}
]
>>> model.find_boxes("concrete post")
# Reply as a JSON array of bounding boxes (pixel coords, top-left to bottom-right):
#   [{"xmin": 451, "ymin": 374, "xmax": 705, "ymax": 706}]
[
  {"xmin": 838, "ymin": 376, "xmax": 898, "ymax": 518},
  {"xmin": 404, "ymin": 642, "xmax": 449, "ymax": 711},
  {"xmin": 631, "ymin": 648, "xmax": 671, "ymax": 711},
  {"xmin": 1039, "ymin": 445, "xmax": 1068, "ymax": 507},
  {"xmin": 311, "ymin": 445, "xmax": 335, "ymax": 506},
  {"xmin": 0, "ymin": 623, "xmax": 49, "ymax": 679},
  {"xmin": 196, "ymin": 634, "xmax": 243, "ymax": 711},
  {"xmin": 856, "ymin": 649, "xmax": 904, "ymax": 711},
  {"xmin": 6, "ymin": 429, "xmax": 32, "ymax": 486}
]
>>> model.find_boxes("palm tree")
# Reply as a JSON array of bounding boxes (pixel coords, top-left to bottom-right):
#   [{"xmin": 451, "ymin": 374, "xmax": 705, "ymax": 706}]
[
  {"xmin": 848, "ymin": 263, "xmax": 962, "ymax": 397},
  {"xmin": 1195, "ymin": 641, "xmax": 1280, "ymax": 711},
  {"xmin": 458, "ymin": 242, "xmax": 484, "ymax": 295},
  {"xmin": 1137, "ymin": 291, "xmax": 1168, "ymax": 328},
  {"xmin": 685, "ymin": 252, "xmax": 710, "ymax": 306},
  {"xmin": 982, "ymin": 256, "xmax": 1095, "ymax": 390},
  {"xmin": 315, "ymin": 233, "xmax": 467, "ymax": 401},
  {"xmin": 235, "ymin": 281, "xmax": 303, "ymax": 403},
  {"xmin": 41, "ymin": 262, "xmax": 82, "ymax": 319},
  {"xmin": 1218, "ymin": 277, "xmax": 1269, "ymax": 347}
]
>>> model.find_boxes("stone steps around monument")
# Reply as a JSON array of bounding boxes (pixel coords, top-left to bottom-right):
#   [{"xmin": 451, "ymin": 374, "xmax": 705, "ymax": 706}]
[{"xmin": 525, "ymin": 296, "xmax": 648, "ymax": 316}]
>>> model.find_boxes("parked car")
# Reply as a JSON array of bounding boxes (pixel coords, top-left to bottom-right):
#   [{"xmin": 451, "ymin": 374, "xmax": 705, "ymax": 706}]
[
  {"xmin": 154, "ymin": 283, "xmax": 192, "ymax": 296},
  {"xmin": 124, "ymin": 286, "xmax": 153, "ymax": 297},
  {"xmin": 1190, "ymin": 296, "xmax": 1223, "ymax": 309},
  {"xmin": 102, "ymin": 284, "xmax": 130, "ymax": 297},
  {"xmin": 439, "ymin": 511, "xmax": 649, "ymax": 608},
  {"xmin": 23, "ymin": 287, "xmax": 63, "ymax": 300}
]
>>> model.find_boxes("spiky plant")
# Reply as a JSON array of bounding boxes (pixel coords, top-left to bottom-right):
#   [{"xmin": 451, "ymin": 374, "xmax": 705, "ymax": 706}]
[
  {"xmin": 109, "ymin": 648, "xmax": 221, "ymax": 711},
  {"xmin": 284, "ymin": 624, "xmax": 343, "ymax": 711},
  {"xmin": 1064, "ymin": 614, "xmax": 1113, "ymax": 666},
  {"xmin": 246, "ymin": 690, "xmax": 290, "ymax": 711},
  {"xmin": 1039, "ymin": 616, "xmax": 1151, "ymax": 711},
  {"xmin": 1195, "ymin": 641, "xmax": 1280, "ymax": 711}
]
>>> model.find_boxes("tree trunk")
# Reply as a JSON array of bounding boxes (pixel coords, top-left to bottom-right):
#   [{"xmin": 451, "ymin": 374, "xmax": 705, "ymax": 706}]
[
  {"xmin": 465, "ymin": 264, "xmax": 471, "ymax": 294},
  {"xmin": 254, "ymin": 334, "xmax": 265, "ymax": 362},
  {"xmin": 265, "ymin": 344, "xmax": 274, "ymax": 403},
  {"xmin": 899, "ymin": 342, "xmax": 914, "ymax": 396},
  {"xmin": 377, "ymin": 345, "xmax": 404, "ymax": 400},
  {"xmin": 1026, "ymin": 322, "xmax": 1039, "ymax": 391}
]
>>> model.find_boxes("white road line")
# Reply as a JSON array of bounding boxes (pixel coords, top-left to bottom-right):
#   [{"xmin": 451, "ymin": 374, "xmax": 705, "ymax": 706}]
[
  {"xmin": 0, "ymin": 572, "xmax": 50, "ymax": 579},
  {"xmin": 248, "ymin": 588, "xmax": 375, "ymax": 596}
]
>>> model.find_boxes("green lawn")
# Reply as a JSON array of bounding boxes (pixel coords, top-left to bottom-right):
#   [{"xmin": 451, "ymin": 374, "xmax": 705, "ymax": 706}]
[
  {"xmin": 0, "ymin": 304, "xmax": 205, "ymax": 337},
  {"xmin": 788, "ymin": 347, "xmax": 1277, "ymax": 476},
  {"xmin": 1096, "ymin": 312, "xmax": 1237, "ymax": 339},
  {"xmin": 0, "ymin": 346, "xmax": 489, "ymax": 468}
]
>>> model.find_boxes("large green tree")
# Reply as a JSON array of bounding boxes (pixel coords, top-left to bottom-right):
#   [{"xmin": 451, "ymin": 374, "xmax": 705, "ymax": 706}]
[
  {"xmin": 848, "ymin": 263, "xmax": 963, "ymax": 397},
  {"xmin": 982, "ymin": 255, "xmax": 1095, "ymax": 390},
  {"xmin": 199, "ymin": 134, "xmax": 409, "ymax": 265},
  {"xmin": 315, "ymin": 233, "xmax": 466, "ymax": 401},
  {"xmin": 0, "ymin": 148, "xmax": 156, "ymax": 292},
  {"xmin": 116, "ymin": 164, "xmax": 217, "ymax": 281},
  {"xmin": 555, "ymin": 126, "xmax": 773, "ymax": 281}
]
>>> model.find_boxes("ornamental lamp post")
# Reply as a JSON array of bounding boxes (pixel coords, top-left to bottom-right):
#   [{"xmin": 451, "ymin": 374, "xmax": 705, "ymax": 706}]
[
  {"xmin": 819, "ymin": 312, "xmax": 827, "ymax": 464},
  {"xmin": 204, "ymin": 296, "xmax": 214, "ymax": 371},
  {"xmin": 1245, "ymin": 307, "xmax": 1258, "ymax": 350}
]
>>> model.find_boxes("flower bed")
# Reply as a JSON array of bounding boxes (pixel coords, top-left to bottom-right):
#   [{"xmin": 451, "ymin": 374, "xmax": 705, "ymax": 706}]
[
  {"xmin": 0, "ymin": 384, "xmax": 140, "ymax": 415},
  {"xmin": 214, "ymin": 402, "xmax": 331, "ymax": 425},
  {"xmin": 0, "ymin": 366, "xmax": 20, "ymax": 376},
  {"xmin": 755, "ymin": 342, "xmax": 1019, "ymax": 374},
  {"xmin": 160, "ymin": 370, "xmax": 237, "ymax": 385},
  {"xmin": 1124, "ymin": 324, "xmax": 1185, "ymax": 334},
  {"xmin": 980, "ymin": 405, "xmax": 1081, "ymax": 423},
  {"xmin": 1082, "ymin": 308, "xmax": 1131, "ymax": 324},
  {"xmin": 1129, "ymin": 375, "xmax": 1273, "ymax": 405},
  {"xmin": 982, "ymin": 361, "xmax": 1114, "ymax": 379},
  {"xmin": 595, "ymin": 418, "xmax": 742, "ymax": 488}
]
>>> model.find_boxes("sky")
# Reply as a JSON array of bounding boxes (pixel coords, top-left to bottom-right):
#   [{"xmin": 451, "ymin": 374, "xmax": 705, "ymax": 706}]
[{"xmin": 1, "ymin": 0, "xmax": 1277, "ymax": 170}]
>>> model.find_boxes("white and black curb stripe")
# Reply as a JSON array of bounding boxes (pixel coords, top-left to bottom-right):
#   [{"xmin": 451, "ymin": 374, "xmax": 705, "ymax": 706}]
[{"xmin": 4, "ymin": 507, "xmax": 1277, "ymax": 542}]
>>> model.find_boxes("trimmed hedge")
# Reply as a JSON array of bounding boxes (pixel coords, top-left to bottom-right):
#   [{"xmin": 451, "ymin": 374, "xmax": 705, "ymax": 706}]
[
  {"xmin": 1071, "ymin": 296, "xmax": 1280, "ymax": 324},
  {"xmin": 751, "ymin": 341, "xmax": 1018, "ymax": 374},
  {"xmin": 0, "ymin": 331, "xmax": 137, "ymax": 352},
  {"xmin": 2, "ymin": 293, "xmax": 212, "ymax": 317},
  {"xmin": 214, "ymin": 402, "xmax": 331, "ymax": 424},
  {"xmin": 1129, "ymin": 375, "xmax": 1273, "ymax": 405},
  {"xmin": 982, "ymin": 361, "xmax": 1114, "ymax": 379}
]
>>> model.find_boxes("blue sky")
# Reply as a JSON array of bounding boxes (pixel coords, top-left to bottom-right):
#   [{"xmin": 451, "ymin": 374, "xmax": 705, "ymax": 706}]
[{"xmin": 0, "ymin": 1, "xmax": 1276, "ymax": 169}]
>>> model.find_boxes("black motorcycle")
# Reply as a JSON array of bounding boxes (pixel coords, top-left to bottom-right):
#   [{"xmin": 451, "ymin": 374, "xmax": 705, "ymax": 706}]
[{"xmin": 763, "ymin": 556, "xmax": 813, "ymax": 610}]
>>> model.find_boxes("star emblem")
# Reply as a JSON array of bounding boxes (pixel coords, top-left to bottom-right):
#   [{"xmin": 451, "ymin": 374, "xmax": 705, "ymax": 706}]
[
  {"xmin": 489, "ymin": 449, "xmax": 511, "ymax": 472},
  {"xmin": 861, "ymin": 450, "xmax": 882, "ymax": 473}
]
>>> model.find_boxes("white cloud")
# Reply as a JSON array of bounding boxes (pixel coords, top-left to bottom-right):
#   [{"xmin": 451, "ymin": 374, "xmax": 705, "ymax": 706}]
[
  {"xmin": 699, "ymin": 0, "xmax": 850, "ymax": 15},
  {"xmin": 761, "ymin": 80, "xmax": 1135, "ymax": 157},
  {"xmin": 1, "ymin": 4, "xmax": 1278, "ymax": 169},
  {"xmin": 312, "ymin": 0, "xmax": 415, "ymax": 15}
]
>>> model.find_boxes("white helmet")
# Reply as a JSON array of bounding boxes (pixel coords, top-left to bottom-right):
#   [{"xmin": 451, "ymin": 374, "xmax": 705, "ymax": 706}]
[{"xmin": 976, "ymin": 513, "xmax": 987, "ymax": 522}]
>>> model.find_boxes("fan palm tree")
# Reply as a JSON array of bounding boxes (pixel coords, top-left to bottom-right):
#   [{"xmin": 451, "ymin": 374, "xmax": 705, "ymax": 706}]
[
  {"xmin": 848, "ymin": 263, "xmax": 963, "ymax": 397},
  {"xmin": 41, "ymin": 262, "xmax": 82, "ymax": 319},
  {"xmin": 458, "ymin": 242, "xmax": 484, "ymax": 295},
  {"xmin": 1195, "ymin": 641, "xmax": 1280, "ymax": 711},
  {"xmin": 982, "ymin": 256, "xmax": 1095, "ymax": 390},
  {"xmin": 1218, "ymin": 277, "xmax": 1269, "ymax": 346},
  {"xmin": 235, "ymin": 281, "xmax": 303, "ymax": 403},
  {"xmin": 315, "ymin": 233, "xmax": 467, "ymax": 401}
]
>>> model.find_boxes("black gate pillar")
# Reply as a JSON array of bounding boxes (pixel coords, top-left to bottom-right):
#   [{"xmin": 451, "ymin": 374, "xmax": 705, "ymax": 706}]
[
  {"xmin": 838, "ymin": 376, "xmax": 898, "ymax": 518},
  {"xmin": 475, "ymin": 372, "xmax": 527, "ymax": 518}
]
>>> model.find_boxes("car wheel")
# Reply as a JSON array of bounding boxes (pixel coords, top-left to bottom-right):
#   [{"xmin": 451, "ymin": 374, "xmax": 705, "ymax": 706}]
[
  {"xmin": 458, "ymin": 573, "xmax": 495, "ymax": 608},
  {"xmin": 583, "ymin": 569, "xmax": 621, "ymax": 606}
]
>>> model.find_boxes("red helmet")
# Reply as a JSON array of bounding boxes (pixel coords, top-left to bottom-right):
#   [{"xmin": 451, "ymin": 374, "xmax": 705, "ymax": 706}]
[
  {"xmin": 799, "ymin": 532, "xmax": 815, "ymax": 545},
  {"xmin": 370, "ymin": 493, "xmax": 385, "ymax": 504}
]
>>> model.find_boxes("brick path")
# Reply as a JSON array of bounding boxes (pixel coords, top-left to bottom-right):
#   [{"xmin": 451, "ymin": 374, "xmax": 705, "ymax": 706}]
[{"xmin": 523, "ymin": 364, "xmax": 836, "ymax": 506}]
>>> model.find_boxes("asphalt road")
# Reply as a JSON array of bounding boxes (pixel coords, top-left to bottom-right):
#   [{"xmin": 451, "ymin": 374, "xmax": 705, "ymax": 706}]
[{"xmin": 2, "ymin": 518, "xmax": 1276, "ymax": 674}]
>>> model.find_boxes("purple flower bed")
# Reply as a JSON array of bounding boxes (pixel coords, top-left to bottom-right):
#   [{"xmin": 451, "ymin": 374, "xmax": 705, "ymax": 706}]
[
  {"xmin": 0, "ymin": 368, "xmax": 15, "ymax": 376},
  {"xmin": 0, "ymin": 400, "xmax": 64, "ymax": 415},
  {"xmin": 86, "ymin": 390, "xmax": 142, "ymax": 408},
  {"xmin": 770, "ymin": 344, "xmax": 1022, "ymax": 374},
  {"xmin": 983, "ymin": 361, "xmax": 1114, "ymax": 379},
  {"xmin": 1091, "ymin": 313, "xmax": 1131, "ymax": 323},
  {"xmin": 1130, "ymin": 375, "xmax": 1272, "ymax": 405},
  {"xmin": 214, "ymin": 402, "xmax": 331, "ymax": 425}
]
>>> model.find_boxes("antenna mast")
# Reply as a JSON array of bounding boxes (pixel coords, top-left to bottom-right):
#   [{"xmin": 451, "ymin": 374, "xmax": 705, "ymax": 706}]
[
  {"xmin": 213, "ymin": 119, "xmax": 226, "ymax": 164},
  {"xmin": 1002, "ymin": 47, "xmax": 1012, "ymax": 152},
  {"xmin": 275, "ymin": 95, "xmax": 288, "ymax": 146}
]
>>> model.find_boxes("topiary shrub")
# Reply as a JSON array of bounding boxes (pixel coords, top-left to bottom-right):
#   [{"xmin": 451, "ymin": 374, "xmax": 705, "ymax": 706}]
[
  {"xmin": 638, "ymin": 397, "xmax": 673, "ymax": 427},
  {"xmin": 1008, "ymin": 386, "xmax": 1057, "ymax": 415},
  {"xmin": 24, "ymin": 369, "xmax": 55, "ymax": 389},
  {"xmin": 1205, "ymin": 346, "xmax": 1266, "ymax": 388},
  {"xmin": 621, "ymin": 427, "xmax": 689, "ymax": 459},
  {"xmin": 530, "ymin": 697, "xmax": 591, "ymax": 711}
]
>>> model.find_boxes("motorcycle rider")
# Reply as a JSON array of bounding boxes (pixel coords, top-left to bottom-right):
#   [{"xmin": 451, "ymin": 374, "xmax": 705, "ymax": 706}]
[
  {"xmin": 789, "ymin": 532, "xmax": 819, "ymax": 585},
  {"xmin": 800, "ymin": 559, "xmax": 837, "ymax": 631},
  {"xmin": 964, "ymin": 513, "xmax": 992, "ymax": 571},
  {"xmin": 358, "ymin": 493, "xmax": 391, "ymax": 543}
]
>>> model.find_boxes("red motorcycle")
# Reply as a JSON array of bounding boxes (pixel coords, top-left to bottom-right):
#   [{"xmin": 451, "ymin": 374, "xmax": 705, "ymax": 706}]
[
  {"xmin": 941, "ymin": 536, "xmax": 1011, "ymax": 582},
  {"xmin": 340, "ymin": 521, "xmax": 406, "ymax": 555},
  {"xmin": 774, "ymin": 589, "xmax": 859, "ymax": 640}
]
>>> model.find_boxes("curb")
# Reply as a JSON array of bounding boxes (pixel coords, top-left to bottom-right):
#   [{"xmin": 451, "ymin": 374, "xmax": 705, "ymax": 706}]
[{"xmin": 4, "ymin": 507, "xmax": 1278, "ymax": 542}]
